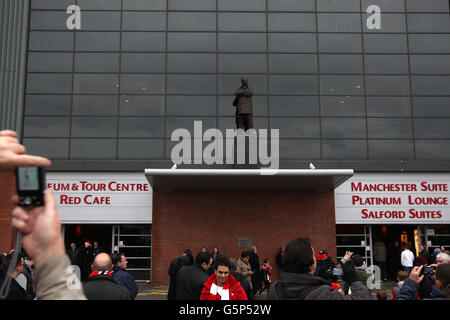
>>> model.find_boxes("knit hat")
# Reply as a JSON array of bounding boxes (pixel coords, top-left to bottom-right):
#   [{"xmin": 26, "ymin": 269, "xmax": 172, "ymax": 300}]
[
  {"xmin": 331, "ymin": 282, "xmax": 341, "ymax": 291},
  {"xmin": 85, "ymin": 241, "xmax": 91, "ymax": 246}
]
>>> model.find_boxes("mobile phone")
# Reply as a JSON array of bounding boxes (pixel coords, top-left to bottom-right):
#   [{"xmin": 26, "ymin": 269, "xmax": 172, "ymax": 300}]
[
  {"xmin": 423, "ymin": 266, "xmax": 434, "ymax": 275},
  {"xmin": 332, "ymin": 268, "xmax": 343, "ymax": 276},
  {"xmin": 15, "ymin": 167, "xmax": 45, "ymax": 207}
]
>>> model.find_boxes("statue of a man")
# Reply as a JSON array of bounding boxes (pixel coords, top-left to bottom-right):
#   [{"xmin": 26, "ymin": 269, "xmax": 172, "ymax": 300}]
[{"xmin": 233, "ymin": 77, "xmax": 254, "ymax": 131}]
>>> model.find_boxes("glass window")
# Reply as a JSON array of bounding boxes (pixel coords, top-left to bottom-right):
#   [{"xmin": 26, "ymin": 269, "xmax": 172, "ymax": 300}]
[
  {"xmin": 70, "ymin": 139, "xmax": 117, "ymax": 159},
  {"xmin": 167, "ymin": 96, "xmax": 216, "ymax": 116},
  {"xmin": 28, "ymin": 52, "xmax": 73, "ymax": 73},
  {"xmin": 168, "ymin": 0, "xmax": 215, "ymax": 10},
  {"xmin": 76, "ymin": 32, "xmax": 120, "ymax": 52},
  {"xmin": 73, "ymin": 95, "xmax": 118, "ymax": 116},
  {"xmin": 414, "ymin": 118, "xmax": 450, "ymax": 139},
  {"xmin": 119, "ymin": 118, "xmax": 165, "ymax": 138},
  {"xmin": 367, "ymin": 118, "xmax": 413, "ymax": 139},
  {"xmin": 415, "ymin": 141, "xmax": 450, "ymax": 160},
  {"xmin": 411, "ymin": 76, "xmax": 450, "ymax": 95},
  {"xmin": 168, "ymin": 33, "xmax": 216, "ymax": 52},
  {"xmin": 219, "ymin": 75, "xmax": 267, "ymax": 95},
  {"xmin": 317, "ymin": 0, "xmax": 361, "ymax": 12},
  {"xmin": 319, "ymin": 55, "xmax": 363, "ymax": 74},
  {"xmin": 167, "ymin": 75, "xmax": 216, "ymax": 94},
  {"xmin": 219, "ymin": 33, "xmax": 267, "ymax": 53},
  {"xmin": 71, "ymin": 117, "xmax": 118, "ymax": 138},
  {"xmin": 75, "ymin": 53, "xmax": 120, "ymax": 73},
  {"xmin": 406, "ymin": 0, "xmax": 449, "ymax": 12},
  {"xmin": 322, "ymin": 140, "xmax": 367, "ymax": 160},
  {"xmin": 29, "ymin": 31, "xmax": 74, "ymax": 51},
  {"xmin": 413, "ymin": 97, "xmax": 450, "ymax": 117},
  {"xmin": 30, "ymin": 11, "xmax": 68, "ymax": 30},
  {"xmin": 364, "ymin": 55, "xmax": 409, "ymax": 74},
  {"xmin": 366, "ymin": 97, "xmax": 411, "ymax": 117},
  {"xmin": 279, "ymin": 140, "xmax": 321, "ymax": 160},
  {"xmin": 320, "ymin": 75, "xmax": 364, "ymax": 95},
  {"xmin": 361, "ymin": 0, "xmax": 405, "ymax": 12},
  {"xmin": 122, "ymin": 12, "xmax": 166, "ymax": 31},
  {"xmin": 318, "ymin": 34, "xmax": 362, "ymax": 53},
  {"xmin": 269, "ymin": 75, "xmax": 318, "ymax": 95},
  {"xmin": 22, "ymin": 138, "xmax": 69, "ymax": 159},
  {"xmin": 123, "ymin": 0, "xmax": 166, "ymax": 10},
  {"xmin": 268, "ymin": 13, "xmax": 316, "ymax": 32},
  {"xmin": 122, "ymin": 32, "xmax": 166, "ymax": 52},
  {"xmin": 218, "ymin": 0, "xmax": 266, "ymax": 11},
  {"xmin": 219, "ymin": 54, "xmax": 267, "ymax": 73},
  {"xmin": 410, "ymin": 55, "xmax": 450, "ymax": 74},
  {"xmin": 168, "ymin": 53, "xmax": 216, "ymax": 73},
  {"xmin": 408, "ymin": 34, "xmax": 450, "ymax": 53},
  {"xmin": 318, "ymin": 13, "xmax": 361, "ymax": 32},
  {"xmin": 31, "ymin": 0, "xmax": 73, "ymax": 9},
  {"xmin": 27, "ymin": 74, "xmax": 72, "ymax": 94},
  {"xmin": 77, "ymin": 0, "xmax": 122, "ymax": 10},
  {"xmin": 219, "ymin": 13, "xmax": 266, "ymax": 32},
  {"xmin": 362, "ymin": 14, "xmax": 406, "ymax": 32},
  {"xmin": 365, "ymin": 76, "xmax": 411, "ymax": 96},
  {"xmin": 270, "ymin": 118, "xmax": 320, "ymax": 138},
  {"xmin": 269, "ymin": 33, "xmax": 317, "ymax": 53},
  {"xmin": 268, "ymin": 0, "xmax": 315, "ymax": 11},
  {"xmin": 369, "ymin": 140, "xmax": 414, "ymax": 160},
  {"xmin": 25, "ymin": 95, "xmax": 72, "ymax": 116},
  {"xmin": 320, "ymin": 96, "xmax": 365, "ymax": 117},
  {"xmin": 407, "ymin": 14, "xmax": 450, "ymax": 33},
  {"xmin": 118, "ymin": 139, "xmax": 165, "ymax": 160},
  {"xmin": 364, "ymin": 34, "xmax": 408, "ymax": 53},
  {"xmin": 73, "ymin": 74, "xmax": 119, "ymax": 94},
  {"xmin": 121, "ymin": 53, "xmax": 165, "ymax": 73},
  {"xmin": 81, "ymin": 12, "xmax": 121, "ymax": 31},
  {"xmin": 269, "ymin": 54, "xmax": 317, "ymax": 74},
  {"xmin": 166, "ymin": 118, "xmax": 217, "ymax": 138},
  {"xmin": 169, "ymin": 12, "xmax": 216, "ymax": 31},
  {"xmin": 23, "ymin": 117, "xmax": 70, "ymax": 137},
  {"xmin": 270, "ymin": 96, "xmax": 319, "ymax": 117},
  {"xmin": 119, "ymin": 96, "xmax": 165, "ymax": 116},
  {"xmin": 322, "ymin": 118, "xmax": 366, "ymax": 138},
  {"xmin": 120, "ymin": 74, "xmax": 165, "ymax": 95}
]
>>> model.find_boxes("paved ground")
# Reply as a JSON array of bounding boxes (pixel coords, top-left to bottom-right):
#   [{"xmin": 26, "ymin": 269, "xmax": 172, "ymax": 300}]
[{"xmin": 136, "ymin": 281, "xmax": 397, "ymax": 300}]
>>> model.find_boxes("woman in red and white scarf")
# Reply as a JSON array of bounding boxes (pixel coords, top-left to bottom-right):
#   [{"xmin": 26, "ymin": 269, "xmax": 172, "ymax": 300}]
[{"xmin": 200, "ymin": 257, "xmax": 248, "ymax": 300}]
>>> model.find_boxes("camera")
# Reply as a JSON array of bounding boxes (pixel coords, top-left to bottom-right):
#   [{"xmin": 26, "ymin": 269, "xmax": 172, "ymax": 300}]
[
  {"xmin": 332, "ymin": 268, "xmax": 343, "ymax": 276},
  {"xmin": 15, "ymin": 167, "xmax": 46, "ymax": 207},
  {"xmin": 423, "ymin": 266, "xmax": 434, "ymax": 275}
]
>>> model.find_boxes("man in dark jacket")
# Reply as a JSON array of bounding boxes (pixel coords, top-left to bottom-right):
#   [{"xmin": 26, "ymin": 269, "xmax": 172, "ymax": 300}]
[
  {"xmin": 0, "ymin": 254, "xmax": 27, "ymax": 300},
  {"xmin": 67, "ymin": 243, "xmax": 81, "ymax": 268},
  {"xmin": 229, "ymin": 257, "xmax": 253, "ymax": 300},
  {"xmin": 175, "ymin": 251, "xmax": 212, "ymax": 300},
  {"xmin": 111, "ymin": 253, "xmax": 138, "ymax": 299},
  {"xmin": 268, "ymin": 238, "xmax": 372, "ymax": 300},
  {"xmin": 397, "ymin": 264, "xmax": 450, "ymax": 300},
  {"xmin": 83, "ymin": 253, "xmax": 130, "ymax": 300},
  {"xmin": 234, "ymin": 77, "xmax": 254, "ymax": 131},
  {"xmin": 168, "ymin": 253, "xmax": 192, "ymax": 300}
]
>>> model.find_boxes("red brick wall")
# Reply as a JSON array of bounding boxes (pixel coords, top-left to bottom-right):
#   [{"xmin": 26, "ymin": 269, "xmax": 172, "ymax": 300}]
[
  {"xmin": 151, "ymin": 189, "xmax": 336, "ymax": 285},
  {"xmin": 0, "ymin": 172, "xmax": 17, "ymax": 253}
]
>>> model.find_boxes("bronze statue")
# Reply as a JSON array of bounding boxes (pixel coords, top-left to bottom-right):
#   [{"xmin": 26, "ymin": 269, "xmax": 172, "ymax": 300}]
[{"xmin": 233, "ymin": 77, "xmax": 254, "ymax": 131}]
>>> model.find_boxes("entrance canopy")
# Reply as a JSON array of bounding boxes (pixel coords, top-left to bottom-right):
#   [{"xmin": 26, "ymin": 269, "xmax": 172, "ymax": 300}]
[{"xmin": 145, "ymin": 168, "xmax": 353, "ymax": 191}]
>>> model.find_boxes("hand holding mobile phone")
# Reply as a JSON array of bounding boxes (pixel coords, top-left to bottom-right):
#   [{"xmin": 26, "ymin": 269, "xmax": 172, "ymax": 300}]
[{"xmin": 15, "ymin": 167, "xmax": 46, "ymax": 207}]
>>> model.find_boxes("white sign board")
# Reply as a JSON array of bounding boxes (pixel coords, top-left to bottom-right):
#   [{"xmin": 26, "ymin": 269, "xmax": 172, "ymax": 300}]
[
  {"xmin": 335, "ymin": 173, "xmax": 450, "ymax": 224},
  {"xmin": 46, "ymin": 172, "xmax": 152, "ymax": 224}
]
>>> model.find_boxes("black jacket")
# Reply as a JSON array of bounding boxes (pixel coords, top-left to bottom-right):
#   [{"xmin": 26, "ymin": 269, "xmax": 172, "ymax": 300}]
[
  {"xmin": 67, "ymin": 248, "xmax": 81, "ymax": 266},
  {"xmin": 0, "ymin": 272, "xmax": 27, "ymax": 300},
  {"xmin": 231, "ymin": 271, "xmax": 254, "ymax": 300},
  {"xmin": 268, "ymin": 272, "xmax": 372, "ymax": 300},
  {"xmin": 168, "ymin": 256, "xmax": 191, "ymax": 300},
  {"xmin": 175, "ymin": 264, "xmax": 210, "ymax": 300},
  {"xmin": 83, "ymin": 273, "xmax": 131, "ymax": 300}
]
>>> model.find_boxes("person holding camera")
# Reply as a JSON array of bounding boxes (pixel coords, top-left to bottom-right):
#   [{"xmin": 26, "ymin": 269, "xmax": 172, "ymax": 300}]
[
  {"xmin": 268, "ymin": 238, "xmax": 372, "ymax": 300},
  {"xmin": 396, "ymin": 264, "xmax": 450, "ymax": 300}
]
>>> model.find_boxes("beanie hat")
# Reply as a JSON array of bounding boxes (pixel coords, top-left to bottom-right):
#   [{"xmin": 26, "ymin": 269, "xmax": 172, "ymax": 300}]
[
  {"xmin": 331, "ymin": 282, "xmax": 341, "ymax": 291},
  {"xmin": 85, "ymin": 241, "xmax": 91, "ymax": 246}
]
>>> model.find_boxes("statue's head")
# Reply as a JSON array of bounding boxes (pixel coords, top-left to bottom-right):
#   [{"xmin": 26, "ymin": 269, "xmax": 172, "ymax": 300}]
[{"xmin": 241, "ymin": 77, "xmax": 248, "ymax": 86}]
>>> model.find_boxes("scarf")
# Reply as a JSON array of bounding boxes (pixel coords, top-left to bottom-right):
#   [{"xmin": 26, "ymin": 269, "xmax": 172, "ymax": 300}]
[
  {"xmin": 207, "ymin": 275, "xmax": 230, "ymax": 300},
  {"xmin": 89, "ymin": 270, "xmax": 112, "ymax": 278}
]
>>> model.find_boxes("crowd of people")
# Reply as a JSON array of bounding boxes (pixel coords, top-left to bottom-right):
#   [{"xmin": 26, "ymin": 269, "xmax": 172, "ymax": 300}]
[
  {"xmin": 0, "ymin": 129, "xmax": 449, "ymax": 301},
  {"xmin": 167, "ymin": 241, "xmax": 450, "ymax": 301}
]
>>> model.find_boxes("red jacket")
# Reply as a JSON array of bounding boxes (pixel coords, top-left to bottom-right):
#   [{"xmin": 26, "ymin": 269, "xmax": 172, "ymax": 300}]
[{"xmin": 200, "ymin": 273, "xmax": 248, "ymax": 300}]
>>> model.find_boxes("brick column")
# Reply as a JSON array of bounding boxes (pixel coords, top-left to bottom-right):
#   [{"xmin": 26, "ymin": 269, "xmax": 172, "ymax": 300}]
[{"xmin": 0, "ymin": 172, "xmax": 17, "ymax": 253}]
